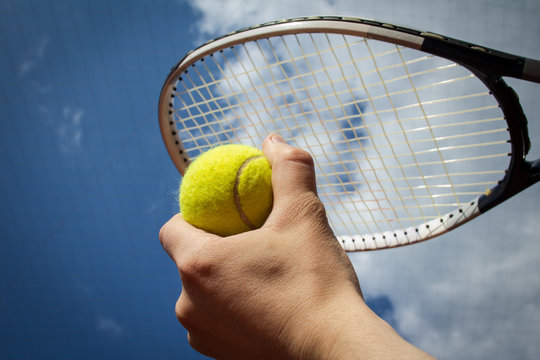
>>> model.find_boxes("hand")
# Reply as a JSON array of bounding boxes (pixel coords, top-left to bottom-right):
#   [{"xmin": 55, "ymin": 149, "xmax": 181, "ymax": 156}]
[{"xmin": 160, "ymin": 134, "xmax": 432, "ymax": 359}]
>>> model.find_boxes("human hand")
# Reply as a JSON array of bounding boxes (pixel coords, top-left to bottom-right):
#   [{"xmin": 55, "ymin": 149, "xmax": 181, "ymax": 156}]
[{"xmin": 160, "ymin": 134, "xmax": 432, "ymax": 359}]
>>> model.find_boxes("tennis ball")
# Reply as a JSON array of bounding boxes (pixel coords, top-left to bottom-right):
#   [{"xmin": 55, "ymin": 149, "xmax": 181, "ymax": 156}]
[{"xmin": 179, "ymin": 144, "xmax": 273, "ymax": 237}]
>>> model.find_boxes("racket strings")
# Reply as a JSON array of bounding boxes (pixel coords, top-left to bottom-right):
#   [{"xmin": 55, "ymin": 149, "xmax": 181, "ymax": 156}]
[
  {"xmin": 325, "ymin": 35, "xmax": 411, "ymax": 232},
  {"xmin": 175, "ymin": 65, "xmax": 479, "ymax": 125},
  {"xmin": 174, "ymin": 79, "xmax": 503, "ymax": 151},
  {"xmin": 300, "ymin": 34, "xmax": 384, "ymax": 232},
  {"xmin": 169, "ymin": 32, "xmax": 510, "ymax": 241},
  {"xmin": 356, "ymin": 38, "xmax": 435, "ymax": 229},
  {"xmin": 175, "ymin": 39, "xmax": 395, "ymax": 99},
  {"xmin": 174, "ymin": 42, "xmax": 464, "ymax": 116},
  {"xmin": 394, "ymin": 45, "xmax": 461, "ymax": 214}
]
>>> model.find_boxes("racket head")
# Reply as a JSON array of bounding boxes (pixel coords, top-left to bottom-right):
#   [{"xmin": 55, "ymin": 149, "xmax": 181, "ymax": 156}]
[{"xmin": 159, "ymin": 16, "xmax": 539, "ymax": 251}]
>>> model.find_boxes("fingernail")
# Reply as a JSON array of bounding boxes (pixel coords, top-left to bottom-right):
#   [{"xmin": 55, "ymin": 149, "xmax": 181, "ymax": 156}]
[{"xmin": 270, "ymin": 133, "xmax": 286, "ymax": 143}]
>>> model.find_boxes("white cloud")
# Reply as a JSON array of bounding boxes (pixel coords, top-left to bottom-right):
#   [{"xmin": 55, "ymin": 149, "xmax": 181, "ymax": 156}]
[
  {"xmin": 18, "ymin": 60, "xmax": 36, "ymax": 76},
  {"xmin": 188, "ymin": 0, "xmax": 336, "ymax": 39},
  {"xmin": 18, "ymin": 36, "xmax": 49, "ymax": 76},
  {"xmin": 146, "ymin": 202, "xmax": 158, "ymax": 214},
  {"xmin": 96, "ymin": 316, "xmax": 125, "ymax": 339},
  {"xmin": 57, "ymin": 107, "xmax": 84, "ymax": 154},
  {"xmin": 34, "ymin": 81, "xmax": 53, "ymax": 94},
  {"xmin": 186, "ymin": 0, "xmax": 540, "ymax": 57},
  {"xmin": 183, "ymin": 1, "xmax": 540, "ymax": 358}
]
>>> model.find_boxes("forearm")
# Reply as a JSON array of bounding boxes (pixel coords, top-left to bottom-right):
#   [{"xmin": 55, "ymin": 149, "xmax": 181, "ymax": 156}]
[
  {"xmin": 290, "ymin": 290, "xmax": 433, "ymax": 360},
  {"xmin": 328, "ymin": 310, "xmax": 434, "ymax": 360}
]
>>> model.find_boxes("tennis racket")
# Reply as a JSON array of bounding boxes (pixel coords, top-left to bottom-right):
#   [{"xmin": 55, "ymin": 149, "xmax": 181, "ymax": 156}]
[{"xmin": 158, "ymin": 16, "xmax": 540, "ymax": 251}]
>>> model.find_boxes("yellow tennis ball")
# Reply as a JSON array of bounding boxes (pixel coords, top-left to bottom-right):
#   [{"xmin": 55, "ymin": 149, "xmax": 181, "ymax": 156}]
[{"xmin": 179, "ymin": 144, "xmax": 273, "ymax": 237}]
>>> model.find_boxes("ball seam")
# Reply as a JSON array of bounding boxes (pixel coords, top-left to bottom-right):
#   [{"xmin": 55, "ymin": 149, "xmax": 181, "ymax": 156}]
[{"xmin": 233, "ymin": 154, "xmax": 265, "ymax": 230}]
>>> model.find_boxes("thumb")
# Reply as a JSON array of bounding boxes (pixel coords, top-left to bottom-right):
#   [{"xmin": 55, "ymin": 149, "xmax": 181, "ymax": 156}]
[
  {"xmin": 262, "ymin": 134, "xmax": 324, "ymax": 225},
  {"xmin": 262, "ymin": 133, "xmax": 317, "ymax": 197}
]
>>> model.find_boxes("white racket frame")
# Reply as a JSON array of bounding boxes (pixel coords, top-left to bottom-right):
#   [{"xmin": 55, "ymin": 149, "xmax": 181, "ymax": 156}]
[{"xmin": 158, "ymin": 16, "xmax": 539, "ymax": 251}]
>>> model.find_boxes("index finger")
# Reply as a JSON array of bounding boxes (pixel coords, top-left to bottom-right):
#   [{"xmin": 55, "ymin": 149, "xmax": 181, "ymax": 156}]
[{"xmin": 159, "ymin": 213, "xmax": 220, "ymax": 264}]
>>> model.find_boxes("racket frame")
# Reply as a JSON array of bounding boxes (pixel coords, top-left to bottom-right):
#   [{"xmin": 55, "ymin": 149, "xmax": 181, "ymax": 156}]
[{"xmin": 159, "ymin": 16, "xmax": 540, "ymax": 250}]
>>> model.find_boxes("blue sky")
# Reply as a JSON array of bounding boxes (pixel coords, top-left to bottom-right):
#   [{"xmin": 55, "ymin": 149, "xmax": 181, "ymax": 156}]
[
  {"xmin": 1, "ymin": 1, "xmax": 202, "ymax": 358},
  {"xmin": 1, "ymin": 0, "xmax": 540, "ymax": 359}
]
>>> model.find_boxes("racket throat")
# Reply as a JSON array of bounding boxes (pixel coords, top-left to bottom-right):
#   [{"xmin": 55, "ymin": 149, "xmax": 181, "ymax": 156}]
[{"xmin": 479, "ymin": 158, "xmax": 540, "ymax": 213}]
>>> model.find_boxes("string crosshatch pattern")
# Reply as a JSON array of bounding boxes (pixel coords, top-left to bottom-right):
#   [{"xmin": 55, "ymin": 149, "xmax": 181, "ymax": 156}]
[{"xmin": 159, "ymin": 17, "xmax": 539, "ymax": 251}]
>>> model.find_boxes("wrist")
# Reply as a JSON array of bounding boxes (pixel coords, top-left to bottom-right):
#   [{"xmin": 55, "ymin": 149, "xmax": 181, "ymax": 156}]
[
  {"xmin": 283, "ymin": 287, "xmax": 367, "ymax": 359},
  {"xmin": 289, "ymin": 288, "xmax": 432, "ymax": 360}
]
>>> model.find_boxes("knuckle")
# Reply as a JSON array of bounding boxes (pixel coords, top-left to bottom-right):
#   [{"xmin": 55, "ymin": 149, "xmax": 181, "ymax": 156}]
[
  {"xmin": 296, "ymin": 192, "xmax": 327, "ymax": 220},
  {"xmin": 175, "ymin": 296, "xmax": 214, "ymax": 357},
  {"xmin": 187, "ymin": 332, "xmax": 198, "ymax": 349},
  {"xmin": 269, "ymin": 192, "xmax": 328, "ymax": 230},
  {"xmin": 179, "ymin": 258, "xmax": 199, "ymax": 281},
  {"xmin": 175, "ymin": 293, "xmax": 200, "ymax": 332},
  {"xmin": 175, "ymin": 296, "xmax": 190, "ymax": 326},
  {"xmin": 282, "ymin": 147, "xmax": 314, "ymax": 167},
  {"xmin": 158, "ymin": 214, "xmax": 181, "ymax": 250},
  {"xmin": 179, "ymin": 252, "xmax": 215, "ymax": 284},
  {"xmin": 159, "ymin": 222, "xmax": 179, "ymax": 260},
  {"xmin": 158, "ymin": 223, "xmax": 169, "ymax": 249},
  {"xmin": 187, "ymin": 332, "xmax": 211, "ymax": 357}
]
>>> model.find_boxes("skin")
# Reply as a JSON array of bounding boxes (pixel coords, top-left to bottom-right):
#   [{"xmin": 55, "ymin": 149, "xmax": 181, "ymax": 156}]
[{"xmin": 160, "ymin": 133, "xmax": 434, "ymax": 359}]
